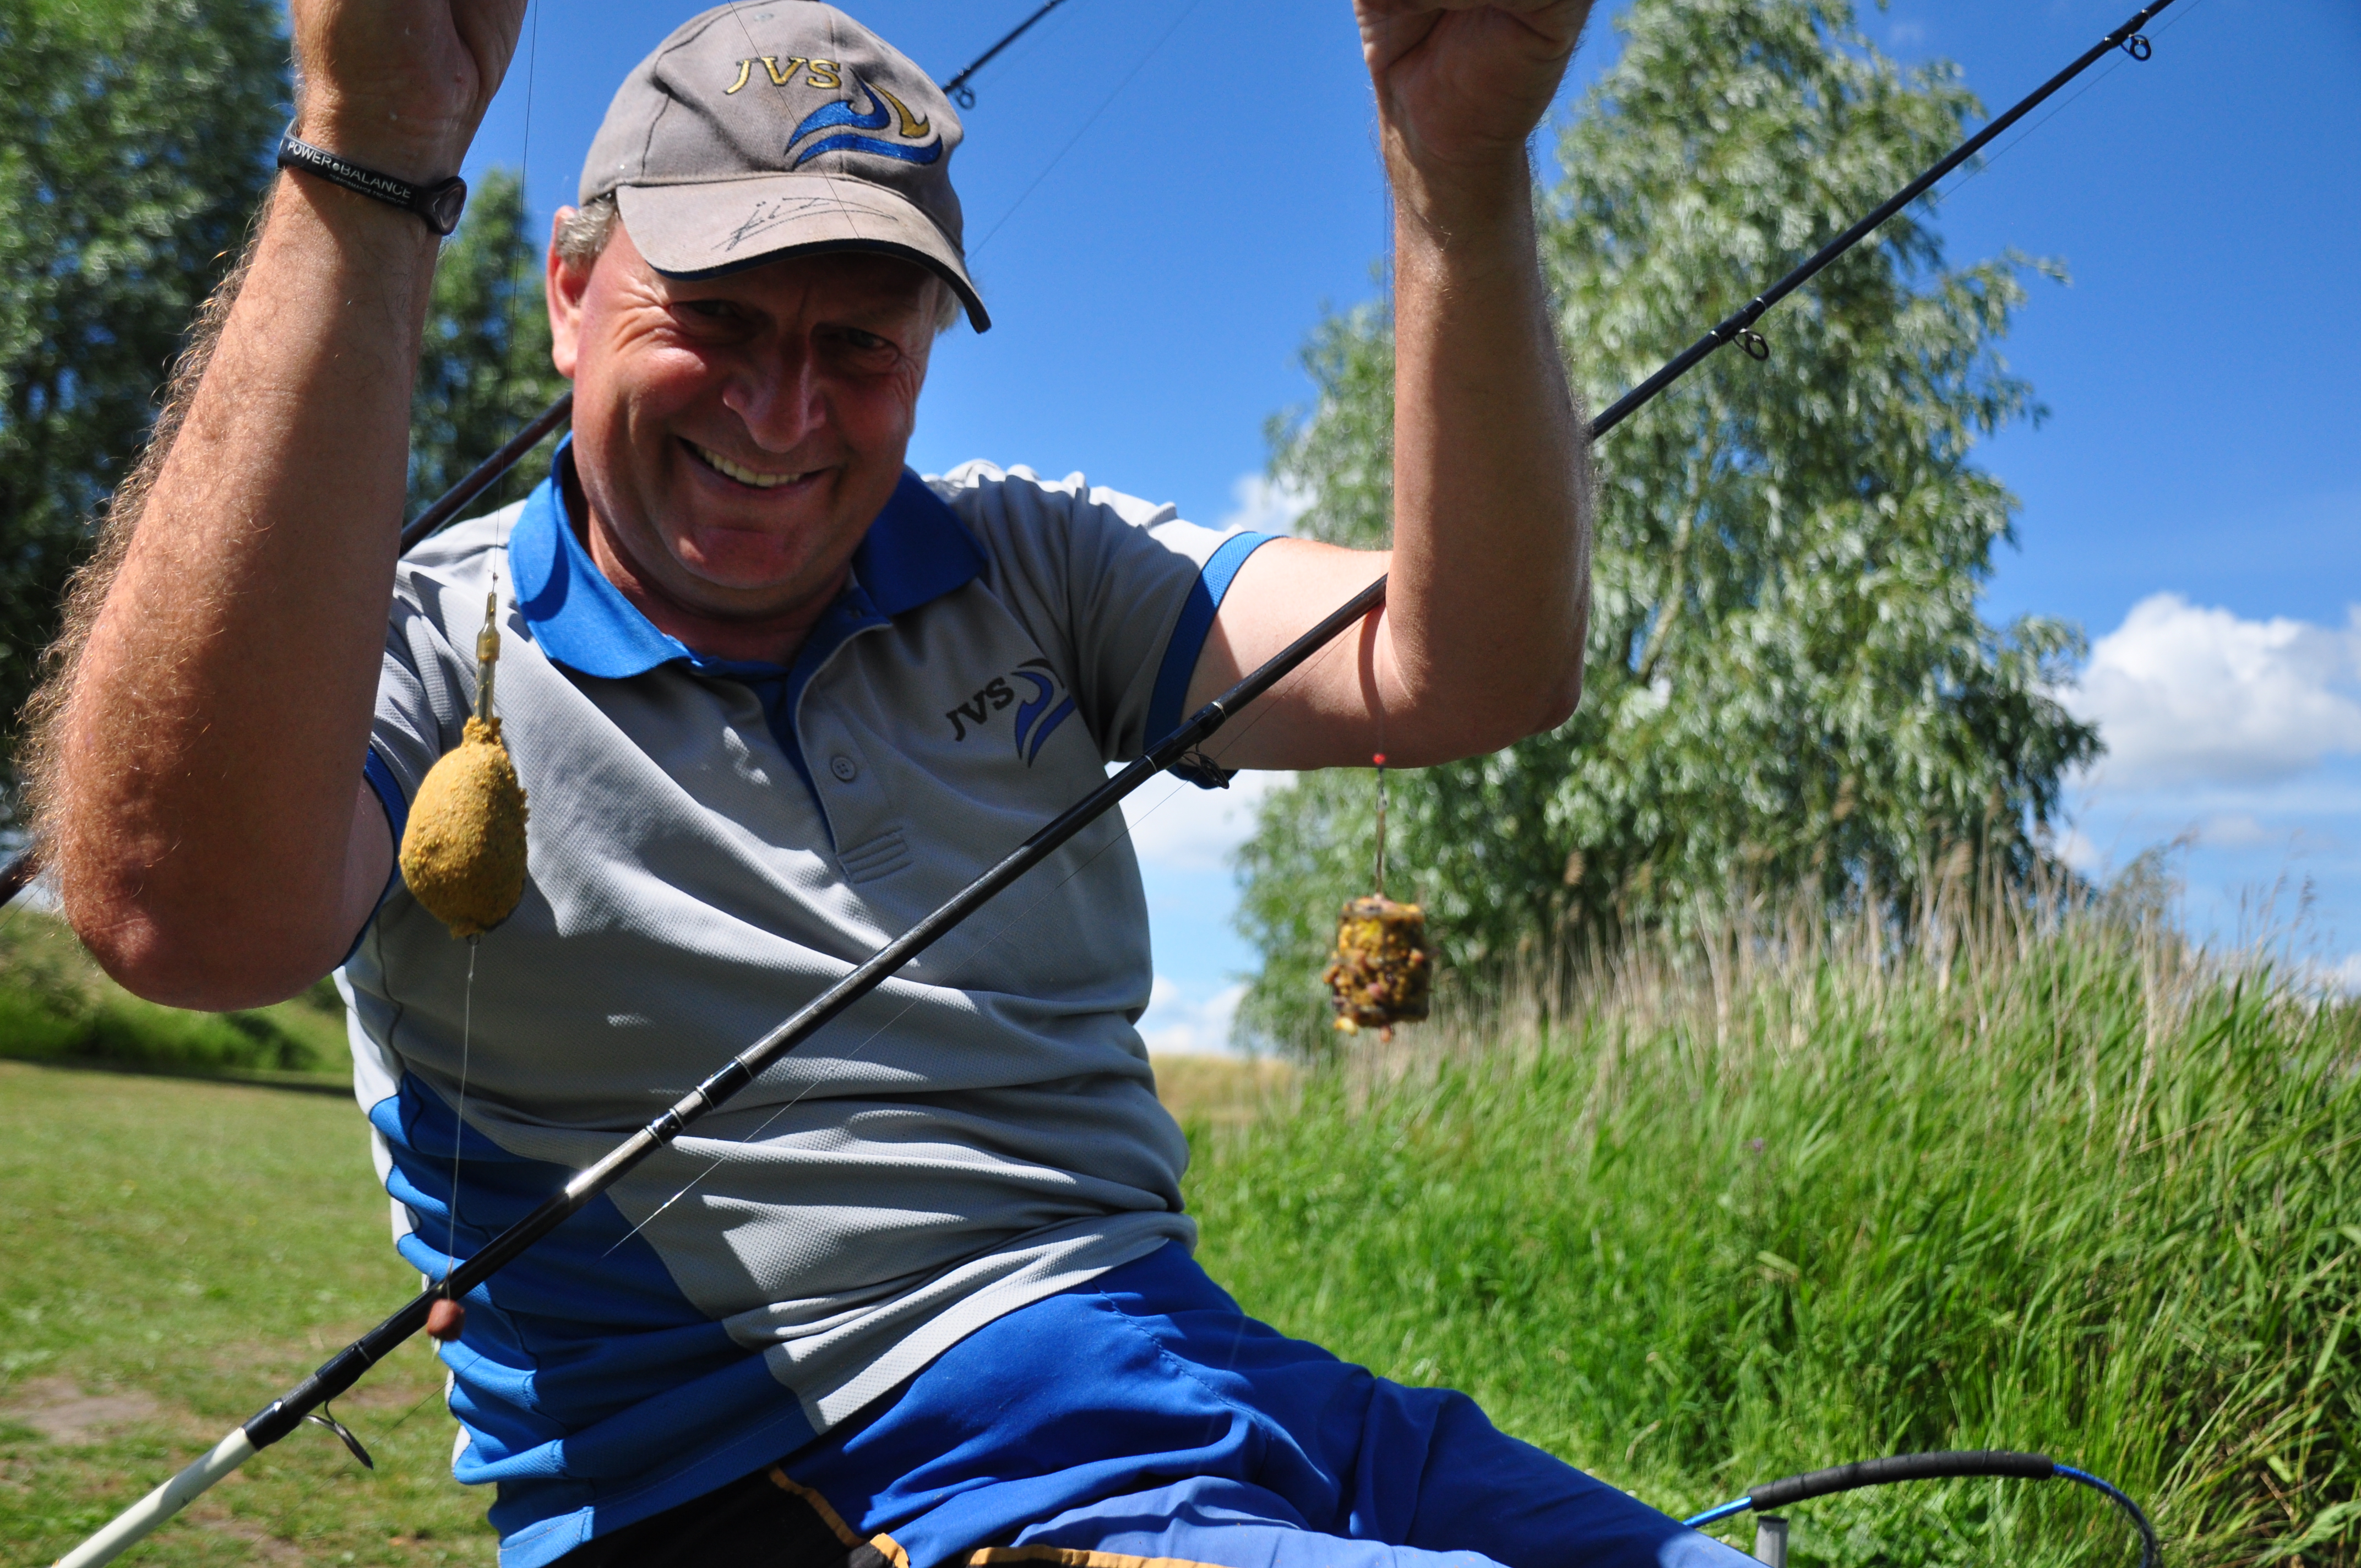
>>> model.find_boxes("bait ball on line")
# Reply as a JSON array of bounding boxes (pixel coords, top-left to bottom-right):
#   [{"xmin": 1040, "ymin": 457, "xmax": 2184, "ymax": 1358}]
[
  {"xmin": 399, "ymin": 716, "xmax": 529, "ymax": 939},
  {"xmin": 1323, "ymin": 895, "xmax": 1434, "ymax": 1038}
]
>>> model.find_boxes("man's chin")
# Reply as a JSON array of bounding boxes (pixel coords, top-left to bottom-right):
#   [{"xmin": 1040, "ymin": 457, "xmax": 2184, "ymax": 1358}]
[{"xmin": 665, "ymin": 533, "xmax": 830, "ymax": 605}]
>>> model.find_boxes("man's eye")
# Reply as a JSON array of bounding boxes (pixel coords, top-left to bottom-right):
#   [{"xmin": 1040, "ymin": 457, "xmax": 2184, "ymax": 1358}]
[
  {"xmin": 841, "ymin": 328, "xmax": 890, "ymax": 352},
  {"xmin": 681, "ymin": 300, "xmax": 739, "ymax": 321}
]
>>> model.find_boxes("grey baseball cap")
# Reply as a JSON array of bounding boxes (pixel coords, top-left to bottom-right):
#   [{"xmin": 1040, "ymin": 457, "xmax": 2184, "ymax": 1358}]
[{"xmin": 580, "ymin": 2, "xmax": 988, "ymax": 331}]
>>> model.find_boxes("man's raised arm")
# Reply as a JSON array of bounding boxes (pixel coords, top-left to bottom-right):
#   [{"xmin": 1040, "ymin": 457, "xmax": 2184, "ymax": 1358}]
[
  {"xmin": 1186, "ymin": 0, "xmax": 1594, "ymax": 769},
  {"xmin": 37, "ymin": 0, "xmax": 525, "ymax": 1008}
]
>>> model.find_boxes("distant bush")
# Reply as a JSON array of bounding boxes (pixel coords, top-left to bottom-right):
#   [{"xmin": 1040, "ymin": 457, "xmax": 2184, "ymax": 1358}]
[
  {"xmin": 0, "ymin": 908, "xmax": 345, "ymax": 1077},
  {"xmin": 1187, "ymin": 896, "xmax": 2360, "ymax": 1566}
]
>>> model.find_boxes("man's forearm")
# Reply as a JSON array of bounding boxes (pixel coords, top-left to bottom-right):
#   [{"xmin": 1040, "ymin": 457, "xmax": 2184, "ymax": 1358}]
[
  {"xmin": 53, "ymin": 171, "xmax": 438, "ymax": 1004},
  {"xmin": 1381, "ymin": 147, "xmax": 1591, "ymax": 757}
]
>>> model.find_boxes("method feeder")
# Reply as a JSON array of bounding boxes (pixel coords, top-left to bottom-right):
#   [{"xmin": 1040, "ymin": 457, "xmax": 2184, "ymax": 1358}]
[{"xmin": 51, "ymin": 1, "xmax": 2184, "ymax": 1561}]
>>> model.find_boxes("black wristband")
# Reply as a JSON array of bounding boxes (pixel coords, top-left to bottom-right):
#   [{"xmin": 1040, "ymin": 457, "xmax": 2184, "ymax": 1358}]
[{"xmin": 276, "ymin": 130, "xmax": 469, "ymax": 236}]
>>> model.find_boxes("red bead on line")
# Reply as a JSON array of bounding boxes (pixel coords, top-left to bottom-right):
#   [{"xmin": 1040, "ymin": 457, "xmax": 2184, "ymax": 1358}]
[{"xmin": 1372, "ymin": 753, "xmax": 1386, "ymax": 766}]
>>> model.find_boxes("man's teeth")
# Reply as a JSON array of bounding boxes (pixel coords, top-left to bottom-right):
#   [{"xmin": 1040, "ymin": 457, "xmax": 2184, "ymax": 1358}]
[{"xmin": 693, "ymin": 443, "xmax": 806, "ymax": 489}]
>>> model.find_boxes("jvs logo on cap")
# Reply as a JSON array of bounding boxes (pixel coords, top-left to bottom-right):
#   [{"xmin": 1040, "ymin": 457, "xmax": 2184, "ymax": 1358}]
[{"xmin": 725, "ymin": 58, "xmax": 943, "ymax": 168}]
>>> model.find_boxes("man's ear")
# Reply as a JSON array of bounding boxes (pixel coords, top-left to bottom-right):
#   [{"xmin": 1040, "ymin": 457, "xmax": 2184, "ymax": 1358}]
[{"xmin": 548, "ymin": 208, "xmax": 589, "ymax": 379}]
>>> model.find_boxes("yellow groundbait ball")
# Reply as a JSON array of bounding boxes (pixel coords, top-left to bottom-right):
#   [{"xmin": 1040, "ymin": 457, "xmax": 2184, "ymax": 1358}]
[
  {"xmin": 400, "ymin": 716, "xmax": 529, "ymax": 938},
  {"xmin": 1323, "ymin": 895, "xmax": 1434, "ymax": 1037}
]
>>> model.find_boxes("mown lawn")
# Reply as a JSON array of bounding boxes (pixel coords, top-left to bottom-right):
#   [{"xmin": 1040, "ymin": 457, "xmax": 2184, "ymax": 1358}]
[{"xmin": 0, "ymin": 1062, "xmax": 495, "ymax": 1565}]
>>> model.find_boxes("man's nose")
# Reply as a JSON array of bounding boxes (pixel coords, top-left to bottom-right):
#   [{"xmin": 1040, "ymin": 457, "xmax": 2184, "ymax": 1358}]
[{"xmin": 722, "ymin": 338, "xmax": 826, "ymax": 451}]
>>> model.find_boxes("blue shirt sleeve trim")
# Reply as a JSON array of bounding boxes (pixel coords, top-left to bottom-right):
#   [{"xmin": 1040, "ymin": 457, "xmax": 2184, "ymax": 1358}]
[
  {"xmin": 347, "ymin": 747, "xmax": 409, "ymax": 964},
  {"xmin": 1144, "ymin": 531, "xmax": 1279, "ymax": 756},
  {"xmin": 363, "ymin": 746, "xmax": 409, "ymax": 850}
]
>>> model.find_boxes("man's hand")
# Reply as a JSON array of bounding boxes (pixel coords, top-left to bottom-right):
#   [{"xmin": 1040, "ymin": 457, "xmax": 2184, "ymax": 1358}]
[
  {"xmin": 1181, "ymin": 2, "xmax": 1594, "ymax": 773},
  {"xmin": 1356, "ymin": 0, "xmax": 1592, "ymax": 204},
  {"xmin": 291, "ymin": 0, "xmax": 529, "ymax": 181}
]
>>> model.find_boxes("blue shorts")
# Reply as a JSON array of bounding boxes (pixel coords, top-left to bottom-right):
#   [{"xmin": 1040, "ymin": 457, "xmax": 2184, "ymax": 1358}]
[{"xmin": 559, "ymin": 1242, "xmax": 1748, "ymax": 1568}]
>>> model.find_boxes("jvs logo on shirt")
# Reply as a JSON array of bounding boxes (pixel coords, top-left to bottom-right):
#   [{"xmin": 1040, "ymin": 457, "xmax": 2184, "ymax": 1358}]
[{"xmin": 945, "ymin": 659, "xmax": 1075, "ymax": 764}]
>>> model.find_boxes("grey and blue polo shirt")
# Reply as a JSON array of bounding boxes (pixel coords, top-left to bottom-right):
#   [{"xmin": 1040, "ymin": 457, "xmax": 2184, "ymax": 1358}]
[{"xmin": 344, "ymin": 445, "xmax": 1275, "ymax": 1564}]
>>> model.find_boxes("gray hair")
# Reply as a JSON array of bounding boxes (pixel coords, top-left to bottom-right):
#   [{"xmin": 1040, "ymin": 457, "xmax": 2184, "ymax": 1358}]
[{"xmin": 554, "ymin": 194, "xmax": 962, "ymax": 335}]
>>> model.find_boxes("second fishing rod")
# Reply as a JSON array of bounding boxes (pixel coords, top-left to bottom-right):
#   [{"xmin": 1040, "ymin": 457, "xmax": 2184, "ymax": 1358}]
[{"xmin": 52, "ymin": 1, "xmax": 2180, "ymax": 1562}]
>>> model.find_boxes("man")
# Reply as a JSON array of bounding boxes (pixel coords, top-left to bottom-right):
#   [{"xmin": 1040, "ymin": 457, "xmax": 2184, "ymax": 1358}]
[{"xmin": 40, "ymin": 0, "xmax": 1746, "ymax": 1562}]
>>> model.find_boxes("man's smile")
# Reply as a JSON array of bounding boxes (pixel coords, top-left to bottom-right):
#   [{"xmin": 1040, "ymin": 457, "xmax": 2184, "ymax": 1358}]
[{"xmin": 684, "ymin": 438, "xmax": 816, "ymax": 491}]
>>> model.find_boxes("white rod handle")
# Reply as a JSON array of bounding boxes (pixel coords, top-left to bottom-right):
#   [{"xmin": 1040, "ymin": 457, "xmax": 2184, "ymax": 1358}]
[{"xmin": 54, "ymin": 1427, "xmax": 257, "ymax": 1567}]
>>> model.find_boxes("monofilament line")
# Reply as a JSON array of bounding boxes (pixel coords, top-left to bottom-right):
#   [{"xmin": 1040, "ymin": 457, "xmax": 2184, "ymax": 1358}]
[{"xmin": 448, "ymin": 934, "xmax": 478, "ymax": 1299}]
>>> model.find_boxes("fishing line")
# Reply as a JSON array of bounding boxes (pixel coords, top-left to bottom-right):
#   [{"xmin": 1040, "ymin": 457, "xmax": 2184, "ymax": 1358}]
[
  {"xmin": 967, "ymin": 0, "xmax": 1211, "ymax": 259},
  {"xmin": 434, "ymin": 0, "xmax": 542, "ymax": 1336},
  {"xmin": 51, "ymin": 3, "xmax": 2199, "ymax": 1560},
  {"xmin": 1936, "ymin": 0, "xmax": 2205, "ymax": 204},
  {"xmin": 442, "ymin": 935, "xmax": 478, "ymax": 1301},
  {"xmin": 599, "ymin": 614, "xmax": 1368, "ymax": 1260}
]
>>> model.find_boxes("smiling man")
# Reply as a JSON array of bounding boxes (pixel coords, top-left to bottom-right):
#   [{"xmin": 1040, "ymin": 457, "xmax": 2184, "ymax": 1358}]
[{"xmin": 39, "ymin": 1, "xmax": 1744, "ymax": 1566}]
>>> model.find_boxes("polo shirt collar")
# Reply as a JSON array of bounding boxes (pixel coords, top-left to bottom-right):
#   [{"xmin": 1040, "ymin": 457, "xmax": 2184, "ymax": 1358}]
[{"xmin": 509, "ymin": 439, "xmax": 985, "ymax": 678}]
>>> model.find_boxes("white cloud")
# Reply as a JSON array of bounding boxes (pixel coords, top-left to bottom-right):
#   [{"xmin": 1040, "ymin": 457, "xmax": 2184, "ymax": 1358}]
[
  {"xmin": 2201, "ymin": 813, "xmax": 2275, "ymax": 848},
  {"xmin": 2068, "ymin": 594, "xmax": 2361, "ymax": 789},
  {"xmin": 1137, "ymin": 974, "xmax": 1250, "ymax": 1056},
  {"xmin": 1217, "ymin": 473, "xmax": 1314, "ymax": 536},
  {"xmin": 2332, "ymin": 953, "xmax": 2361, "ymax": 996},
  {"xmin": 1119, "ymin": 767, "xmax": 1291, "ymax": 874}
]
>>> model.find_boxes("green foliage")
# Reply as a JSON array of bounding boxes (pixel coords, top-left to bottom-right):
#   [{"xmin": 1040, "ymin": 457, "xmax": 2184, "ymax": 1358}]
[
  {"xmin": 410, "ymin": 167, "xmax": 568, "ymax": 520},
  {"xmin": 1188, "ymin": 912, "xmax": 2361, "ymax": 1566},
  {"xmin": 1237, "ymin": 0, "xmax": 2101, "ymax": 1050},
  {"xmin": 0, "ymin": 905, "xmax": 345, "ymax": 1077},
  {"xmin": 0, "ymin": 0, "xmax": 286, "ymax": 780}
]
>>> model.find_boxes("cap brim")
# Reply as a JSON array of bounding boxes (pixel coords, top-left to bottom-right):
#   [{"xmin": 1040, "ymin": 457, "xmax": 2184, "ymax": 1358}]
[{"xmin": 617, "ymin": 175, "xmax": 989, "ymax": 333}]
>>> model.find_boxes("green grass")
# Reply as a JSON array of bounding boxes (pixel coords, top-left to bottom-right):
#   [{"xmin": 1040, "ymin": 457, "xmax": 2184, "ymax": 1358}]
[
  {"xmin": 0, "ymin": 905, "xmax": 348, "ymax": 1081},
  {"xmin": 1188, "ymin": 910, "xmax": 2361, "ymax": 1566},
  {"xmin": 0, "ymin": 1061, "xmax": 496, "ymax": 1565},
  {"xmin": 7, "ymin": 905, "xmax": 2353, "ymax": 1566}
]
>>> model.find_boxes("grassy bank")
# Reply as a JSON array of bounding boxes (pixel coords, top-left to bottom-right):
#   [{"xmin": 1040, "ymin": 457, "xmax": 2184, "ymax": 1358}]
[
  {"xmin": 1189, "ymin": 910, "xmax": 2361, "ymax": 1565},
  {"xmin": 0, "ymin": 905, "xmax": 347, "ymax": 1082},
  {"xmin": 7, "ymin": 903, "xmax": 2352, "ymax": 1565}
]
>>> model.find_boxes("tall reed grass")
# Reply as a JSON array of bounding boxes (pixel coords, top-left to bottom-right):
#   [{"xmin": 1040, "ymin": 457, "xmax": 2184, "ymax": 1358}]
[{"xmin": 1185, "ymin": 890, "xmax": 2360, "ymax": 1567}]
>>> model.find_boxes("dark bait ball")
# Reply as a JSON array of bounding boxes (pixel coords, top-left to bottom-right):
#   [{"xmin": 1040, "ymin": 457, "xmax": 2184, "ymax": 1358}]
[
  {"xmin": 426, "ymin": 1298, "xmax": 467, "ymax": 1341},
  {"xmin": 1322, "ymin": 895, "xmax": 1434, "ymax": 1037}
]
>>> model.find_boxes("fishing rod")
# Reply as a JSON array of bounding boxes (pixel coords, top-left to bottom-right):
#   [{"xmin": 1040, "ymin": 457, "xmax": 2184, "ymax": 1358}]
[
  {"xmin": 53, "ymin": 1, "xmax": 2184, "ymax": 1562},
  {"xmin": 1681, "ymin": 1450, "xmax": 2160, "ymax": 1568},
  {"xmin": 940, "ymin": 0, "xmax": 1073, "ymax": 108}
]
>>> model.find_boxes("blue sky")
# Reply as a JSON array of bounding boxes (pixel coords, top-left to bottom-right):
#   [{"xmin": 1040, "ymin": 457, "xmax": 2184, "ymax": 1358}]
[{"xmin": 463, "ymin": 0, "xmax": 2361, "ymax": 1049}]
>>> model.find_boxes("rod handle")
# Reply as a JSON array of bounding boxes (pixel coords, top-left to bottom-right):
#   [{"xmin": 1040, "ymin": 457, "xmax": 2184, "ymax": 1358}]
[{"xmin": 52, "ymin": 1427, "xmax": 257, "ymax": 1567}]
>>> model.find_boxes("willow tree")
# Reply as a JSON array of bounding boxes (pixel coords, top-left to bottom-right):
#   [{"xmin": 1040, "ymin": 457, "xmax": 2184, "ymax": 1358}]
[{"xmin": 1235, "ymin": 0, "xmax": 2099, "ymax": 1049}]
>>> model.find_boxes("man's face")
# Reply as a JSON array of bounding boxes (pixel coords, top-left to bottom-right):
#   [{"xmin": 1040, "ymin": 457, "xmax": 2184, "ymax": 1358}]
[{"xmin": 548, "ymin": 217, "xmax": 939, "ymax": 625}]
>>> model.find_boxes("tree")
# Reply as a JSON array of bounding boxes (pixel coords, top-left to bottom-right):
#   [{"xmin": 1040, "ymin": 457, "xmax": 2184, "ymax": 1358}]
[
  {"xmin": 0, "ymin": 0, "xmax": 286, "ymax": 789},
  {"xmin": 1235, "ymin": 0, "xmax": 2101, "ymax": 1050},
  {"xmin": 410, "ymin": 167, "xmax": 569, "ymax": 520}
]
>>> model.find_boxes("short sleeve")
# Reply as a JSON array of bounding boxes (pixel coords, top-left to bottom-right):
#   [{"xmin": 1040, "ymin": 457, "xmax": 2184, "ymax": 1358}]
[{"xmin": 930, "ymin": 463, "xmax": 1277, "ymax": 763}]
